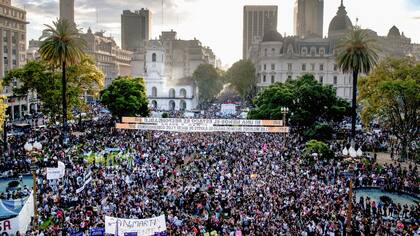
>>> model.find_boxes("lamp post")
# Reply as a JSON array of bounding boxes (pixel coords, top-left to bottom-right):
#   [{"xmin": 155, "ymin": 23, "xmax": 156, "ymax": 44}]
[
  {"xmin": 342, "ymin": 145, "xmax": 362, "ymax": 234},
  {"xmin": 281, "ymin": 107, "xmax": 289, "ymax": 126},
  {"xmin": 2, "ymin": 114, "xmax": 8, "ymax": 153},
  {"xmin": 24, "ymin": 141, "xmax": 42, "ymax": 230}
]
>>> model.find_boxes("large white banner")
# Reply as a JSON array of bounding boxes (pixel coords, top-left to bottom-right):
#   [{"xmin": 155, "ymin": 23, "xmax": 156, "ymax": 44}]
[
  {"xmin": 116, "ymin": 123, "xmax": 289, "ymax": 133},
  {"xmin": 105, "ymin": 215, "xmax": 167, "ymax": 236},
  {"xmin": 0, "ymin": 192, "xmax": 34, "ymax": 236},
  {"xmin": 122, "ymin": 117, "xmax": 283, "ymax": 127},
  {"xmin": 46, "ymin": 161, "xmax": 65, "ymax": 180}
]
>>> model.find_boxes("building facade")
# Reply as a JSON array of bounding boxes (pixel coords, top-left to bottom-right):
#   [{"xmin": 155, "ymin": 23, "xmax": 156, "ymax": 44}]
[
  {"xmin": 0, "ymin": 0, "xmax": 37, "ymax": 120},
  {"xmin": 243, "ymin": 5, "xmax": 278, "ymax": 59},
  {"xmin": 59, "ymin": 0, "xmax": 74, "ymax": 23},
  {"xmin": 294, "ymin": 0, "xmax": 324, "ymax": 38},
  {"xmin": 134, "ymin": 40, "xmax": 199, "ymax": 111},
  {"xmin": 121, "ymin": 9, "xmax": 151, "ymax": 52},
  {"xmin": 131, "ymin": 30, "xmax": 217, "ymax": 111},
  {"xmin": 81, "ymin": 28, "xmax": 133, "ymax": 87},
  {"xmin": 249, "ymin": 1, "xmax": 420, "ymax": 101}
]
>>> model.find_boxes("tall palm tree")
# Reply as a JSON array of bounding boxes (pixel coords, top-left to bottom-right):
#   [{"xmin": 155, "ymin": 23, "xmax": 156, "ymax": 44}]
[
  {"xmin": 336, "ymin": 26, "xmax": 378, "ymax": 142},
  {"xmin": 39, "ymin": 19, "xmax": 86, "ymax": 144}
]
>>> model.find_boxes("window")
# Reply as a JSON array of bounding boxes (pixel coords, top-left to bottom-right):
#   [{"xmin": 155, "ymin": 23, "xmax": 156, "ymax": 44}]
[
  {"xmin": 151, "ymin": 87, "xmax": 157, "ymax": 97},
  {"xmin": 263, "ymin": 64, "xmax": 266, "ymax": 71},
  {"xmin": 152, "ymin": 53, "xmax": 156, "ymax": 62},
  {"xmin": 311, "ymin": 63, "xmax": 315, "ymax": 71},
  {"xmin": 271, "ymin": 64, "xmax": 275, "ymax": 70},
  {"xmin": 319, "ymin": 48, "xmax": 325, "ymax": 56},
  {"xmin": 333, "ymin": 76, "xmax": 338, "ymax": 85},
  {"xmin": 334, "ymin": 64, "xmax": 338, "ymax": 71},
  {"xmin": 302, "ymin": 64, "xmax": 306, "ymax": 71},
  {"xmin": 271, "ymin": 75, "xmax": 275, "ymax": 84},
  {"xmin": 319, "ymin": 76, "xmax": 324, "ymax": 84},
  {"xmin": 320, "ymin": 64, "xmax": 324, "ymax": 71},
  {"xmin": 151, "ymin": 100, "xmax": 157, "ymax": 109},
  {"xmin": 263, "ymin": 75, "xmax": 266, "ymax": 83},
  {"xmin": 180, "ymin": 88, "xmax": 187, "ymax": 98},
  {"xmin": 288, "ymin": 63, "xmax": 292, "ymax": 71},
  {"xmin": 169, "ymin": 88, "xmax": 175, "ymax": 98},
  {"xmin": 310, "ymin": 47, "xmax": 316, "ymax": 56},
  {"xmin": 301, "ymin": 47, "xmax": 307, "ymax": 55},
  {"xmin": 287, "ymin": 75, "xmax": 292, "ymax": 80},
  {"xmin": 272, "ymin": 48, "xmax": 275, "ymax": 53},
  {"xmin": 264, "ymin": 48, "xmax": 267, "ymax": 56},
  {"xmin": 180, "ymin": 100, "xmax": 186, "ymax": 111}
]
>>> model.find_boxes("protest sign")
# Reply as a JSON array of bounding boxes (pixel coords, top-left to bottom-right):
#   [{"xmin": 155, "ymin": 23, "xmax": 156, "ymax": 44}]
[
  {"xmin": 122, "ymin": 117, "xmax": 283, "ymax": 127},
  {"xmin": 116, "ymin": 123, "xmax": 289, "ymax": 133},
  {"xmin": 105, "ymin": 215, "xmax": 167, "ymax": 236}
]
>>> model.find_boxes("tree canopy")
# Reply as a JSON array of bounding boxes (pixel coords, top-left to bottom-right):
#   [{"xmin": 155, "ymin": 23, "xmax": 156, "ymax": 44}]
[
  {"xmin": 100, "ymin": 76, "xmax": 149, "ymax": 119},
  {"xmin": 225, "ymin": 59, "xmax": 256, "ymax": 104},
  {"xmin": 0, "ymin": 85, "xmax": 6, "ymax": 132},
  {"xmin": 248, "ymin": 74, "xmax": 350, "ymax": 128},
  {"xmin": 192, "ymin": 64, "xmax": 223, "ymax": 105},
  {"xmin": 2, "ymin": 59, "xmax": 104, "ymax": 121},
  {"xmin": 336, "ymin": 26, "xmax": 379, "ymax": 140},
  {"xmin": 358, "ymin": 57, "xmax": 419, "ymax": 159}
]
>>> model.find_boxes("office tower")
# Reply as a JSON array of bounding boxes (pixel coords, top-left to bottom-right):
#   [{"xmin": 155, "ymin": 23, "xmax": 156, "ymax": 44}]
[
  {"xmin": 121, "ymin": 9, "xmax": 152, "ymax": 51},
  {"xmin": 60, "ymin": 0, "xmax": 74, "ymax": 23},
  {"xmin": 243, "ymin": 5, "xmax": 278, "ymax": 59},
  {"xmin": 294, "ymin": 0, "xmax": 324, "ymax": 38}
]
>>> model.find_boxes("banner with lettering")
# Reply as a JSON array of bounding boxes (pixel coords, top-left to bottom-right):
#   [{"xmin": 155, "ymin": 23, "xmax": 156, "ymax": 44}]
[
  {"xmin": 122, "ymin": 117, "xmax": 283, "ymax": 127},
  {"xmin": 46, "ymin": 161, "xmax": 65, "ymax": 180},
  {"xmin": 116, "ymin": 123, "xmax": 289, "ymax": 133},
  {"xmin": 105, "ymin": 215, "xmax": 167, "ymax": 236}
]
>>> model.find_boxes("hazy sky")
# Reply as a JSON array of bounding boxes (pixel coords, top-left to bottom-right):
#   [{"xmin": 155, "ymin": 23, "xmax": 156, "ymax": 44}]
[{"xmin": 16, "ymin": 0, "xmax": 420, "ymax": 66}]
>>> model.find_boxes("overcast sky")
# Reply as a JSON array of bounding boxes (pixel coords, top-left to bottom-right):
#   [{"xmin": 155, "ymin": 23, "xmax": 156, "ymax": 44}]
[{"xmin": 16, "ymin": 0, "xmax": 420, "ymax": 66}]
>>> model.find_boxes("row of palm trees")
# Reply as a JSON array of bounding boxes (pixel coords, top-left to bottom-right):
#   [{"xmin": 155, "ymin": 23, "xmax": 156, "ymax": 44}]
[{"xmin": 36, "ymin": 19, "xmax": 379, "ymax": 146}]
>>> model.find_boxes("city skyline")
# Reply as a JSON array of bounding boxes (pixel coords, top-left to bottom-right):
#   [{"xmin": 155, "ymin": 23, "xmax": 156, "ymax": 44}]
[{"xmin": 15, "ymin": 0, "xmax": 420, "ymax": 66}]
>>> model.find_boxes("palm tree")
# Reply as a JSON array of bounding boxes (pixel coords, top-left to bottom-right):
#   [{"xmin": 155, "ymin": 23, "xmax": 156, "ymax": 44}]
[
  {"xmin": 336, "ymin": 26, "xmax": 378, "ymax": 142},
  {"xmin": 39, "ymin": 19, "xmax": 86, "ymax": 144}
]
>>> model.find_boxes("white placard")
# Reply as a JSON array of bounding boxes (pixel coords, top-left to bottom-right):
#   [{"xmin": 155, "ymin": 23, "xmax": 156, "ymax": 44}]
[
  {"xmin": 46, "ymin": 161, "xmax": 65, "ymax": 180},
  {"xmin": 105, "ymin": 215, "xmax": 167, "ymax": 236}
]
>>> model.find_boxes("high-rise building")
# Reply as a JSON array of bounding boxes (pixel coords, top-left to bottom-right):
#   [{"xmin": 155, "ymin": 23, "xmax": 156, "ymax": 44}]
[
  {"xmin": 0, "ymin": 0, "xmax": 36, "ymax": 120},
  {"xmin": 59, "ymin": 0, "xmax": 74, "ymax": 23},
  {"xmin": 294, "ymin": 0, "xmax": 323, "ymax": 38},
  {"xmin": 121, "ymin": 9, "xmax": 151, "ymax": 51},
  {"xmin": 243, "ymin": 5, "xmax": 278, "ymax": 59}
]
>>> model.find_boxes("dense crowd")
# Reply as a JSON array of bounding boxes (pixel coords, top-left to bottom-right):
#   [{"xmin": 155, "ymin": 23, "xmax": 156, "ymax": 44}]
[{"xmin": 0, "ymin": 106, "xmax": 419, "ymax": 236}]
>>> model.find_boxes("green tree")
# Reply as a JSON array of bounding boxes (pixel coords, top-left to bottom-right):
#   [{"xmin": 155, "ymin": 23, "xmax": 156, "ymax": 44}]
[
  {"xmin": 303, "ymin": 140, "xmax": 334, "ymax": 160},
  {"xmin": 100, "ymin": 76, "xmax": 149, "ymax": 119},
  {"xmin": 0, "ymin": 84, "xmax": 6, "ymax": 132},
  {"xmin": 248, "ymin": 74, "xmax": 350, "ymax": 129},
  {"xmin": 336, "ymin": 26, "xmax": 379, "ymax": 140},
  {"xmin": 39, "ymin": 18, "xmax": 86, "ymax": 142},
  {"xmin": 3, "ymin": 59, "xmax": 104, "ymax": 122},
  {"xmin": 358, "ymin": 57, "xmax": 419, "ymax": 159},
  {"xmin": 192, "ymin": 64, "xmax": 223, "ymax": 106},
  {"xmin": 226, "ymin": 60, "xmax": 256, "ymax": 104}
]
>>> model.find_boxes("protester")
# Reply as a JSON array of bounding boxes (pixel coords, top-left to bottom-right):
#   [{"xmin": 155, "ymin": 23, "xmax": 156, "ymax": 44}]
[{"xmin": 1, "ymin": 104, "xmax": 418, "ymax": 236}]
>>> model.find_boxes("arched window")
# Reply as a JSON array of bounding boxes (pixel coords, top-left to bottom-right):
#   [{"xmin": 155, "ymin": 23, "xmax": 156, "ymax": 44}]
[
  {"xmin": 180, "ymin": 100, "xmax": 186, "ymax": 111},
  {"xmin": 180, "ymin": 88, "xmax": 187, "ymax": 98},
  {"xmin": 169, "ymin": 88, "xmax": 175, "ymax": 98},
  {"xmin": 151, "ymin": 100, "xmax": 157, "ymax": 109},
  {"xmin": 169, "ymin": 100, "xmax": 175, "ymax": 111},
  {"xmin": 152, "ymin": 53, "xmax": 157, "ymax": 62},
  {"xmin": 151, "ymin": 87, "xmax": 157, "ymax": 97}
]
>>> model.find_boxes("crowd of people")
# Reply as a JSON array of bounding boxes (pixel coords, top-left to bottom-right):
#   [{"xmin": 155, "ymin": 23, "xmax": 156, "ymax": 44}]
[{"xmin": 0, "ymin": 105, "xmax": 418, "ymax": 236}]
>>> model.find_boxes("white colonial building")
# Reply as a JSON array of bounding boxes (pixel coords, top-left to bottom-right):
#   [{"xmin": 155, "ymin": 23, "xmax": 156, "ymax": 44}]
[{"xmin": 132, "ymin": 40, "xmax": 199, "ymax": 111}]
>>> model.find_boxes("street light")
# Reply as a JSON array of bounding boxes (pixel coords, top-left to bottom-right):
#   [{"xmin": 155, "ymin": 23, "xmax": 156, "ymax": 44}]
[
  {"xmin": 24, "ymin": 140, "xmax": 42, "ymax": 230},
  {"xmin": 281, "ymin": 107, "xmax": 289, "ymax": 126}
]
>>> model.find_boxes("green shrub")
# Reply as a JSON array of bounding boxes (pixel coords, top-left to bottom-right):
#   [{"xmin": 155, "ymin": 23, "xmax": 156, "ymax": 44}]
[{"xmin": 303, "ymin": 140, "xmax": 334, "ymax": 160}]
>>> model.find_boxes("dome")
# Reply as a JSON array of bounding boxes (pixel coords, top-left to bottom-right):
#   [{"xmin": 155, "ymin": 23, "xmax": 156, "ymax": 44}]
[
  {"xmin": 387, "ymin": 26, "xmax": 400, "ymax": 37},
  {"xmin": 262, "ymin": 30, "xmax": 283, "ymax": 42},
  {"xmin": 328, "ymin": 2, "xmax": 353, "ymax": 34}
]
